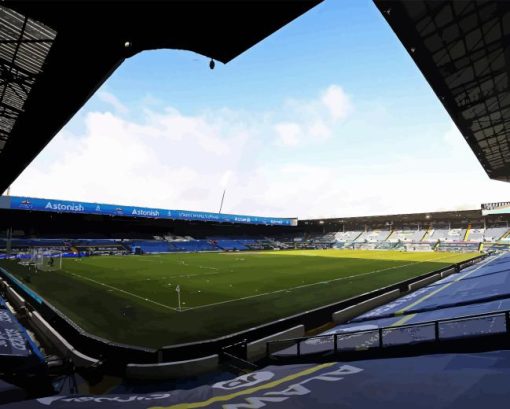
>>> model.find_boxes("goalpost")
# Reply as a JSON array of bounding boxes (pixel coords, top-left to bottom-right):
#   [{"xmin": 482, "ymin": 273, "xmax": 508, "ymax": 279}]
[
  {"xmin": 39, "ymin": 250, "xmax": 63, "ymax": 271},
  {"xmin": 20, "ymin": 248, "xmax": 63, "ymax": 271}
]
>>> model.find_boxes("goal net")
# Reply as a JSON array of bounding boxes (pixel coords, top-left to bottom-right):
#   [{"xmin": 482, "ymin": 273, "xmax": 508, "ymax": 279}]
[{"xmin": 20, "ymin": 249, "xmax": 63, "ymax": 271}]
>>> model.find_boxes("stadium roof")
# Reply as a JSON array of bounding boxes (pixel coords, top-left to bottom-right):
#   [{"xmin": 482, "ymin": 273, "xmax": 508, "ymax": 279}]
[
  {"xmin": 0, "ymin": 0, "xmax": 322, "ymax": 194},
  {"xmin": 375, "ymin": 0, "xmax": 510, "ymax": 182},
  {"xmin": 302, "ymin": 208, "xmax": 488, "ymax": 227}
]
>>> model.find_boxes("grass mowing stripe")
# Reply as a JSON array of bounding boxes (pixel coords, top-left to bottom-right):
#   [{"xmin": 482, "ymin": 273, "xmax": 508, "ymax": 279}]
[
  {"xmin": 67, "ymin": 272, "xmax": 178, "ymax": 311},
  {"xmin": 166, "ymin": 270, "xmax": 222, "ymax": 279},
  {"xmin": 1, "ymin": 250, "xmax": 478, "ymax": 347},
  {"xmin": 182, "ymin": 253, "xmax": 464, "ymax": 312},
  {"xmin": 69, "ymin": 252, "xmax": 466, "ymax": 314}
]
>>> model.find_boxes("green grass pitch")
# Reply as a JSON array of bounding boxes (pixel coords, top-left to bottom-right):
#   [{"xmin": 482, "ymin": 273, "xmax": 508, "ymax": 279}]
[{"xmin": 0, "ymin": 250, "xmax": 477, "ymax": 348}]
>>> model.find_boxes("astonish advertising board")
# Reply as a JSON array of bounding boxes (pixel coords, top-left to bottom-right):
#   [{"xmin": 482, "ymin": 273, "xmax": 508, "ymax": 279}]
[{"xmin": 1, "ymin": 196, "xmax": 297, "ymax": 226}]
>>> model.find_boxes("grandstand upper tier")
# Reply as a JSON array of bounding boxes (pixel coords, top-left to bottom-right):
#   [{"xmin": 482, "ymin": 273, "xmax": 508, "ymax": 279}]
[{"xmin": 2, "ymin": 196, "xmax": 510, "ymax": 256}]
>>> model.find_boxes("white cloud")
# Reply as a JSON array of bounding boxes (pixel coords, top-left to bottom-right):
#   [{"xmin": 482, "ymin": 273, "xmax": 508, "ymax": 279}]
[
  {"xmin": 320, "ymin": 85, "xmax": 353, "ymax": 122},
  {"xmin": 307, "ymin": 120, "xmax": 332, "ymax": 141},
  {"xmin": 97, "ymin": 91, "xmax": 129, "ymax": 115},
  {"xmin": 443, "ymin": 123, "xmax": 472, "ymax": 158},
  {"xmin": 274, "ymin": 122, "xmax": 302, "ymax": 147},
  {"xmin": 11, "ymin": 108, "xmax": 252, "ymax": 212},
  {"xmin": 10, "ymin": 87, "xmax": 510, "ymax": 220},
  {"xmin": 277, "ymin": 85, "xmax": 353, "ymax": 146},
  {"xmin": 220, "ymin": 170, "xmax": 233, "ymax": 188}
]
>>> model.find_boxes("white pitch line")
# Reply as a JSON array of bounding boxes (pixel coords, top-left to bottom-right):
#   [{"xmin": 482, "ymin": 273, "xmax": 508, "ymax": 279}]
[
  {"xmin": 177, "ymin": 271, "xmax": 222, "ymax": 279},
  {"xmin": 181, "ymin": 253, "xmax": 464, "ymax": 312},
  {"xmin": 67, "ymin": 272, "xmax": 178, "ymax": 311},
  {"xmin": 63, "ymin": 253, "xmax": 469, "ymax": 314},
  {"xmin": 163, "ymin": 269, "xmax": 223, "ymax": 279}
]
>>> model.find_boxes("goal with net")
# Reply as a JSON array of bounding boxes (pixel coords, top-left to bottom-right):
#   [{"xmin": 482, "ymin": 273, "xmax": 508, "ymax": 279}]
[{"xmin": 19, "ymin": 249, "xmax": 63, "ymax": 271}]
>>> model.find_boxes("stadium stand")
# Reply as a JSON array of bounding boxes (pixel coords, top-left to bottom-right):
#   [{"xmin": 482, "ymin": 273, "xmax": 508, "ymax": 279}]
[
  {"xmin": 485, "ymin": 226, "xmax": 509, "ymax": 242},
  {"xmin": 354, "ymin": 230, "xmax": 391, "ymax": 243},
  {"xmin": 0, "ymin": 239, "xmax": 68, "ymax": 249},
  {"xmin": 173, "ymin": 240, "xmax": 220, "ymax": 252},
  {"xmin": 351, "ymin": 254, "xmax": 510, "ymax": 326},
  {"xmin": 375, "ymin": 241, "xmax": 402, "ymax": 250},
  {"xmin": 6, "ymin": 350, "xmax": 510, "ymax": 408},
  {"xmin": 352, "ymin": 242, "xmax": 378, "ymax": 250},
  {"xmin": 0, "ymin": 215, "xmax": 509, "ymax": 260},
  {"xmin": 404, "ymin": 242, "xmax": 433, "ymax": 252},
  {"xmin": 1, "ymin": 219, "xmax": 509, "ymax": 259},
  {"xmin": 305, "ymin": 233, "xmax": 336, "ymax": 247},
  {"xmin": 467, "ymin": 228, "xmax": 485, "ymax": 242},
  {"xmin": 210, "ymin": 239, "xmax": 248, "ymax": 251},
  {"xmin": 425, "ymin": 228, "xmax": 449, "ymax": 242},
  {"xmin": 387, "ymin": 229, "xmax": 422, "ymax": 242},
  {"xmin": 270, "ymin": 253, "xmax": 510, "ymax": 358},
  {"xmin": 436, "ymin": 242, "xmax": 480, "ymax": 253},
  {"xmin": 129, "ymin": 240, "xmax": 172, "ymax": 254},
  {"xmin": 484, "ymin": 243, "xmax": 510, "ymax": 252},
  {"xmin": 334, "ymin": 231, "xmax": 362, "ymax": 242},
  {"xmin": 445, "ymin": 228, "xmax": 466, "ymax": 242}
]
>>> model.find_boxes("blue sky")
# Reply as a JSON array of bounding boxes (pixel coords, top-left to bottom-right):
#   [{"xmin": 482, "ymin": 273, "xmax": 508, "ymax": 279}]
[{"xmin": 11, "ymin": 0, "xmax": 510, "ymax": 218}]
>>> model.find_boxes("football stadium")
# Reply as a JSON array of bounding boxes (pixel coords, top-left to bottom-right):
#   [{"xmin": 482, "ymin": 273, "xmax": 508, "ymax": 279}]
[{"xmin": 1, "ymin": 1, "xmax": 510, "ymax": 408}]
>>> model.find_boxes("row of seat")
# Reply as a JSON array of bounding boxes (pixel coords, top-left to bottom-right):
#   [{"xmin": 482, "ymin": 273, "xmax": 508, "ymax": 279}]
[{"xmin": 331, "ymin": 226, "xmax": 510, "ymax": 246}]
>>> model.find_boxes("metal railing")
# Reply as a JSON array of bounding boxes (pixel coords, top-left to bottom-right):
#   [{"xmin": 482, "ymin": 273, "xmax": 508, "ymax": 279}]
[
  {"xmin": 267, "ymin": 309, "xmax": 510, "ymax": 360},
  {"xmin": 220, "ymin": 339, "xmax": 259, "ymax": 374}
]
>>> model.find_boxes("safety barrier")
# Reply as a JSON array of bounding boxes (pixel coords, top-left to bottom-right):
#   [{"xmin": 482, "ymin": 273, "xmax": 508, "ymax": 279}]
[
  {"xmin": 126, "ymin": 354, "xmax": 219, "ymax": 380},
  {"xmin": 332, "ymin": 289, "xmax": 400, "ymax": 324},
  {"xmin": 440, "ymin": 267, "xmax": 456, "ymax": 278},
  {"xmin": 6, "ymin": 286, "xmax": 25, "ymax": 310},
  {"xmin": 408, "ymin": 274, "xmax": 441, "ymax": 291},
  {"xmin": 247, "ymin": 325, "xmax": 304, "ymax": 362},
  {"xmin": 28, "ymin": 310, "xmax": 99, "ymax": 368},
  {"xmin": 266, "ymin": 309, "xmax": 510, "ymax": 361}
]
